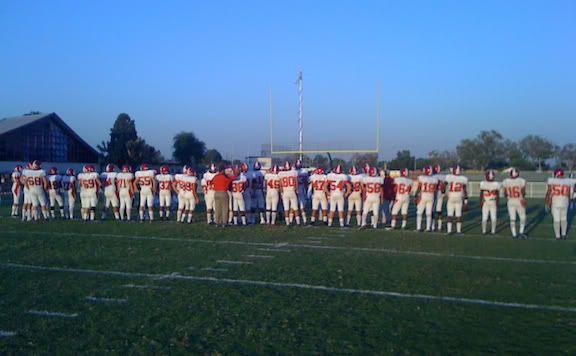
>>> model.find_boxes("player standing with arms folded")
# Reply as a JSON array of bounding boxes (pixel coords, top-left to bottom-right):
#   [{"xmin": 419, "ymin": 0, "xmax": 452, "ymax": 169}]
[
  {"xmin": 545, "ymin": 169, "xmax": 573, "ymax": 240},
  {"xmin": 11, "ymin": 165, "xmax": 23, "ymax": 217},
  {"xmin": 279, "ymin": 161, "xmax": 300, "ymax": 226},
  {"xmin": 479, "ymin": 170, "xmax": 500, "ymax": 235},
  {"xmin": 116, "ymin": 165, "xmax": 135, "ymax": 221},
  {"xmin": 78, "ymin": 165, "xmax": 101, "ymax": 222},
  {"xmin": 135, "ymin": 164, "xmax": 156, "ymax": 222},
  {"xmin": 326, "ymin": 165, "xmax": 351, "ymax": 228},
  {"xmin": 347, "ymin": 166, "xmax": 364, "ymax": 227},
  {"xmin": 308, "ymin": 166, "xmax": 328, "ymax": 224},
  {"xmin": 156, "ymin": 165, "xmax": 174, "ymax": 221},
  {"xmin": 62, "ymin": 168, "xmax": 77, "ymax": 219},
  {"xmin": 414, "ymin": 166, "xmax": 438, "ymax": 232},
  {"xmin": 100, "ymin": 164, "xmax": 120, "ymax": 220},
  {"xmin": 389, "ymin": 168, "xmax": 412, "ymax": 230},
  {"xmin": 444, "ymin": 165, "xmax": 468, "ymax": 235},
  {"xmin": 361, "ymin": 166, "xmax": 383, "ymax": 229},
  {"xmin": 502, "ymin": 168, "xmax": 527, "ymax": 239}
]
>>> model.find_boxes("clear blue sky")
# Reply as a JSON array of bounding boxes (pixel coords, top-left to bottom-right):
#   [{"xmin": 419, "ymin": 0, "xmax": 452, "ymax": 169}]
[{"xmin": 1, "ymin": 0, "xmax": 574, "ymax": 160}]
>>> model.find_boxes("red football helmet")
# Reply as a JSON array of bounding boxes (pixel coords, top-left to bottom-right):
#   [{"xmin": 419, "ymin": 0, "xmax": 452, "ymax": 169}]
[
  {"xmin": 333, "ymin": 165, "xmax": 343, "ymax": 174},
  {"xmin": 140, "ymin": 164, "xmax": 149, "ymax": 171},
  {"xmin": 160, "ymin": 165, "xmax": 169, "ymax": 174},
  {"xmin": 240, "ymin": 162, "xmax": 248, "ymax": 173},
  {"xmin": 510, "ymin": 167, "xmax": 520, "ymax": 178},
  {"xmin": 315, "ymin": 167, "xmax": 324, "ymax": 175},
  {"xmin": 26, "ymin": 162, "xmax": 33, "ymax": 169},
  {"xmin": 295, "ymin": 160, "xmax": 302, "ymax": 169},
  {"xmin": 400, "ymin": 168, "xmax": 408, "ymax": 177},
  {"xmin": 423, "ymin": 166, "xmax": 432, "ymax": 176},
  {"xmin": 66, "ymin": 168, "xmax": 75, "ymax": 176},
  {"xmin": 106, "ymin": 164, "xmax": 115, "ymax": 172},
  {"xmin": 14, "ymin": 165, "xmax": 22, "ymax": 172},
  {"xmin": 363, "ymin": 163, "xmax": 370, "ymax": 174},
  {"xmin": 433, "ymin": 164, "xmax": 441, "ymax": 174},
  {"xmin": 209, "ymin": 163, "xmax": 217, "ymax": 173},
  {"xmin": 253, "ymin": 161, "xmax": 261, "ymax": 171},
  {"xmin": 452, "ymin": 165, "xmax": 462, "ymax": 176},
  {"xmin": 270, "ymin": 165, "xmax": 279, "ymax": 174},
  {"xmin": 368, "ymin": 167, "xmax": 377, "ymax": 177},
  {"xmin": 186, "ymin": 166, "xmax": 195, "ymax": 176},
  {"xmin": 87, "ymin": 165, "xmax": 95, "ymax": 173},
  {"xmin": 49, "ymin": 167, "xmax": 58, "ymax": 175},
  {"xmin": 122, "ymin": 165, "xmax": 131, "ymax": 173},
  {"xmin": 32, "ymin": 160, "xmax": 42, "ymax": 170},
  {"xmin": 284, "ymin": 161, "xmax": 292, "ymax": 170},
  {"xmin": 182, "ymin": 165, "xmax": 189, "ymax": 173},
  {"xmin": 485, "ymin": 169, "xmax": 495, "ymax": 182},
  {"xmin": 82, "ymin": 165, "xmax": 89, "ymax": 173},
  {"xmin": 554, "ymin": 168, "xmax": 564, "ymax": 178},
  {"xmin": 349, "ymin": 166, "xmax": 358, "ymax": 175}
]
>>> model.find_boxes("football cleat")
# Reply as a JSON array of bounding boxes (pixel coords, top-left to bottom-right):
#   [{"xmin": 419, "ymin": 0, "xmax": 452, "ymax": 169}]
[
  {"xmin": 295, "ymin": 160, "xmax": 302, "ymax": 169},
  {"xmin": 160, "ymin": 165, "xmax": 169, "ymax": 174},
  {"xmin": 66, "ymin": 168, "xmax": 75, "ymax": 176},
  {"xmin": 368, "ymin": 167, "xmax": 377, "ymax": 177},
  {"xmin": 554, "ymin": 168, "xmax": 564, "ymax": 178},
  {"xmin": 349, "ymin": 166, "xmax": 358, "ymax": 175},
  {"xmin": 32, "ymin": 160, "xmax": 42, "ymax": 170},
  {"xmin": 240, "ymin": 162, "xmax": 248, "ymax": 173},
  {"xmin": 106, "ymin": 164, "xmax": 115, "ymax": 172},
  {"xmin": 333, "ymin": 165, "xmax": 343, "ymax": 174},
  {"xmin": 433, "ymin": 164, "xmax": 441, "ymax": 174},
  {"xmin": 140, "ymin": 163, "xmax": 149, "ymax": 171},
  {"xmin": 400, "ymin": 168, "xmax": 408, "ymax": 177},
  {"xmin": 14, "ymin": 165, "xmax": 23, "ymax": 172},
  {"xmin": 253, "ymin": 161, "xmax": 261, "ymax": 171},
  {"xmin": 49, "ymin": 167, "xmax": 58, "ymax": 175},
  {"xmin": 271, "ymin": 165, "xmax": 279, "ymax": 174},
  {"xmin": 423, "ymin": 166, "xmax": 432, "ymax": 176},
  {"xmin": 122, "ymin": 165, "xmax": 131, "ymax": 173},
  {"xmin": 510, "ymin": 167, "xmax": 520, "ymax": 178},
  {"xmin": 485, "ymin": 169, "xmax": 495, "ymax": 182}
]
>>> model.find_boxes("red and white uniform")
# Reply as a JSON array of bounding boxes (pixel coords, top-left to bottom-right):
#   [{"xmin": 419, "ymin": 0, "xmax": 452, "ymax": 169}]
[
  {"xmin": 179, "ymin": 175, "xmax": 198, "ymax": 211},
  {"xmin": 11, "ymin": 170, "xmax": 22, "ymax": 204},
  {"xmin": 547, "ymin": 178, "xmax": 573, "ymax": 224},
  {"xmin": 47, "ymin": 174, "xmax": 64, "ymax": 210},
  {"xmin": 202, "ymin": 172, "xmax": 217, "ymax": 211},
  {"xmin": 279, "ymin": 168, "xmax": 299, "ymax": 211},
  {"xmin": 156, "ymin": 173, "xmax": 174, "ymax": 209},
  {"xmin": 326, "ymin": 172, "xmax": 349, "ymax": 212},
  {"xmin": 391, "ymin": 176, "xmax": 412, "ymax": 216},
  {"xmin": 250, "ymin": 170, "xmax": 265, "ymax": 209},
  {"xmin": 135, "ymin": 170, "xmax": 155, "ymax": 208},
  {"xmin": 348, "ymin": 174, "xmax": 364, "ymax": 214},
  {"xmin": 416, "ymin": 175, "xmax": 438, "ymax": 228},
  {"xmin": 297, "ymin": 168, "xmax": 309, "ymax": 210},
  {"xmin": 25, "ymin": 169, "xmax": 47, "ymax": 207},
  {"xmin": 78, "ymin": 171, "xmax": 99, "ymax": 209},
  {"xmin": 480, "ymin": 180, "xmax": 500, "ymax": 226},
  {"xmin": 362, "ymin": 175, "xmax": 383, "ymax": 222},
  {"xmin": 309, "ymin": 173, "xmax": 328, "ymax": 211},
  {"xmin": 502, "ymin": 177, "xmax": 527, "ymax": 223},
  {"xmin": 264, "ymin": 171, "xmax": 281, "ymax": 212},
  {"xmin": 100, "ymin": 172, "xmax": 119, "ymax": 208},
  {"xmin": 116, "ymin": 172, "xmax": 134, "ymax": 214},
  {"xmin": 444, "ymin": 174, "xmax": 468, "ymax": 218},
  {"xmin": 231, "ymin": 174, "xmax": 248, "ymax": 212}
]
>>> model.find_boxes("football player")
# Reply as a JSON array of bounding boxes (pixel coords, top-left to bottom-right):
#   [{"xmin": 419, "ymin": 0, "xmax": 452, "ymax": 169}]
[
  {"xmin": 414, "ymin": 166, "xmax": 438, "ymax": 232},
  {"xmin": 479, "ymin": 170, "xmax": 500, "ymax": 235},
  {"xmin": 432, "ymin": 164, "xmax": 446, "ymax": 231},
  {"xmin": 347, "ymin": 166, "xmax": 363, "ymax": 227},
  {"xmin": 545, "ymin": 169, "xmax": 573, "ymax": 240},
  {"xmin": 78, "ymin": 164, "xmax": 100, "ymax": 221},
  {"xmin": 250, "ymin": 161, "xmax": 266, "ymax": 224},
  {"xmin": 308, "ymin": 166, "xmax": 328, "ymax": 224},
  {"xmin": 264, "ymin": 165, "xmax": 281, "ymax": 224},
  {"xmin": 361, "ymin": 166, "xmax": 383, "ymax": 229},
  {"xmin": 135, "ymin": 164, "xmax": 156, "ymax": 222},
  {"xmin": 62, "ymin": 168, "xmax": 77, "ymax": 219},
  {"xmin": 156, "ymin": 165, "xmax": 174, "ymax": 220},
  {"xmin": 230, "ymin": 167, "xmax": 248, "ymax": 225},
  {"xmin": 239, "ymin": 163, "xmax": 252, "ymax": 222},
  {"xmin": 390, "ymin": 168, "xmax": 412, "ymax": 230},
  {"xmin": 502, "ymin": 168, "xmax": 527, "ymax": 239},
  {"xmin": 24, "ymin": 160, "xmax": 49, "ymax": 221},
  {"xmin": 295, "ymin": 160, "xmax": 309, "ymax": 224},
  {"xmin": 47, "ymin": 167, "xmax": 65, "ymax": 219},
  {"xmin": 175, "ymin": 166, "xmax": 199, "ymax": 224},
  {"xmin": 116, "ymin": 165, "xmax": 136, "ymax": 221},
  {"xmin": 444, "ymin": 165, "xmax": 468, "ymax": 235},
  {"xmin": 279, "ymin": 161, "xmax": 300, "ymax": 225},
  {"xmin": 326, "ymin": 165, "xmax": 351, "ymax": 227},
  {"xmin": 11, "ymin": 165, "xmax": 23, "ymax": 217},
  {"xmin": 100, "ymin": 164, "xmax": 120, "ymax": 220},
  {"xmin": 176, "ymin": 165, "xmax": 188, "ymax": 222},
  {"xmin": 203, "ymin": 163, "xmax": 217, "ymax": 224}
]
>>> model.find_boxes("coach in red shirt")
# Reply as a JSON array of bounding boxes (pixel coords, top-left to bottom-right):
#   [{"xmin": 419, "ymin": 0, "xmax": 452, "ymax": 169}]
[
  {"xmin": 212, "ymin": 165, "xmax": 236, "ymax": 227},
  {"xmin": 382, "ymin": 169, "xmax": 395, "ymax": 225}
]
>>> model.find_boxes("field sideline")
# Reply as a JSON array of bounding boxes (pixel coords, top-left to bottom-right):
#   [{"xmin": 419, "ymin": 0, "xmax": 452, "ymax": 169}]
[{"xmin": 1, "ymin": 199, "xmax": 575, "ymax": 353}]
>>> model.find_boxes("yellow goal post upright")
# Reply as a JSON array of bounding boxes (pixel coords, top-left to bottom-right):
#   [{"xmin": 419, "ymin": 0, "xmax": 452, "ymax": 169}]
[{"xmin": 268, "ymin": 78, "xmax": 381, "ymax": 158}]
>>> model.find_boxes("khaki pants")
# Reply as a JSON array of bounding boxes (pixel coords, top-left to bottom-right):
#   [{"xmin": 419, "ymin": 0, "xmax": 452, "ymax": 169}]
[{"xmin": 214, "ymin": 191, "xmax": 229, "ymax": 225}]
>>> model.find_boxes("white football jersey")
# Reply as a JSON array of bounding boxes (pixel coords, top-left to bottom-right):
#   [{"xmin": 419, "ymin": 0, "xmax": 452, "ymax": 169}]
[
  {"xmin": 445, "ymin": 175, "xmax": 468, "ymax": 200},
  {"xmin": 309, "ymin": 174, "xmax": 327, "ymax": 193},
  {"xmin": 547, "ymin": 178, "xmax": 573, "ymax": 207},
  {"xmin": 179, "ymin": 175, "xmax": 198, "ymax": 192},
  {"xmin": 349, "ymin": 174, "xmax": 364, "ymax": 194},
  {"xmin": 135, "ymin": 170, "xmax": 155, "ymax": 190},
  {"xmin": 12, "ymin": 171, "xmax": 22, "ymax": 189},
  {"xmin": 231, "ymin": 174, "xmax": 248, "ymax": 194},
  {"xmin": 47, "ymin": 174, "xmax": 63, "ymax": 191},
  {"xmin": 417, "ymin": 175, "xmax": 438, "ymax": 199},
  {"xmin": 264, "ymin": 173, "xmax": 281, "ymax": 192},
  {"xmin": 502, "ymin": 178, "xmax": 526, "ymax": 200},
  {"xmin": 156, "ymin": 174, "xmax": 174, "ymax": 191},
  {"xmin": 393, "ymin": 177, "xmax": 413, "ymax": 198},
  {"xmin": 100, "ymin": 172, "xmax": 117, "ymax": 193},
  {"xmin": 203, "ymin": 172, "xmax": 217, "ymax": 191},
  {"xmin": 25, "ymin": 169, "xmax": 47, "ymax": 191},
  {"xmin": 326, "ymin": 173, "xmax": 349, "ymax": 193},
  {"xmin": 362, "ymin": 176, "xmax": 383, "ymax": 198},
  {"xmin": 116, "ymin": 172, "xmax": 134, "ymax": 191},
  {"xmin": 279, "ymin": 169, "xmax": 298, "ymax": 193},
  {"xmin": 78, "ymin": 172, "xmax": 99, "ymax": 193},
  {"xmin": 480, "ymin": 181, "xmax": 500, "ymax": 202}
]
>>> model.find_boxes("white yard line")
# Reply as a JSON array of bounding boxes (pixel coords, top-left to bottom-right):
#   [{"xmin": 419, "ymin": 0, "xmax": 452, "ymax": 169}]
[
  {"xmin": 201, "ymin": 267, "xmax": 229, "ymax": 272},
  {"xmin": 298, "ymin": 240, "xmax": 323, "ymax": 244},
  {"xmin": 306, "ymin": 237, "xmax": 331, "ymax": 240},
  {"xmin": 85, "ymin": 296, "xmax": 128, "ymax": 304},
  {"xmin": 216, "ymin": 260, "xmax": 253, "ymax": 265},
  {"xmin": 0, "ymin": 330, "xmax": 17, "ymax": 337},
  {"xmin": 4, "ymin": 262, "xmax": 575, "ymax": 314},
  {"xmin": 26, "ymin": 310, "xmax": 78, "ymax": 318},
  {"xmin": 243, "ymin": 255, "xmax": 275, "ymax": 259},
  {"xmin": 6, "ymin": 231, "xmax": 576, "ymax": 265},
  {"xmin": 121, "ymin": 284, "xmax": 171, "ymax": 290},
  {"xmin": 256, "ymin": 248, "xmax": 291, "ymax": 253}
]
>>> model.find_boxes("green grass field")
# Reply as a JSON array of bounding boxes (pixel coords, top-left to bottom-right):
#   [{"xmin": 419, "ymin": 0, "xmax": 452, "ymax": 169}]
[{"xmin": 1, "ymin": 198, "xmax": 575, "ymax": 354}]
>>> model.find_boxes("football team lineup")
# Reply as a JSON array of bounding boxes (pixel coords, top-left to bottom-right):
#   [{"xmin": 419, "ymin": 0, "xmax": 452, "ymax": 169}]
[{"xmin": 7, "ymin": 159, "xmax": 576, "ymax": 240}]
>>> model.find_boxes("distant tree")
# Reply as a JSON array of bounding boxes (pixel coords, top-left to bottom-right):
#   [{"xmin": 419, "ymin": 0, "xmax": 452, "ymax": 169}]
[
  {"xmin": 558, "ymin": 144, "xmax": 576, "ymax": 171},
  {"xmin": 350, "ymin": 153, "xmax": 378, "ymax": 168},
  {"xmin": 428, "ymin": 150, "xmax": 459, "ymax": 169},
  {"xmin": 312, "ymin": 154, "xmax": 329, "ymax": 168},
  {"xmin": 519, "ymin": 135, "xmax": 555, "ymax": 171},
  {"xmin": 172, "ymin": 131, "xmax": 206, "ymax": 166},
  {"xmin": 126, "ymin": 138, "xmax": 163, "ymax": 165},
  {"xmin": 204, "ymin": 149, "xmax": 223, "ymax": 165},
  {"xmin": 503, "ymin": 140, "xmax": 533, "ymax": 170},
  {"xmin": 331, "ymin": 158, "xmax": 347, "ymax": 170},
  {"xmin": 388, "ymin": 150, "xmax": 414, "ymax": 170},
  {"xmin": 456, "ymin": 130, "xmax": 506, "ymax": 169}
]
